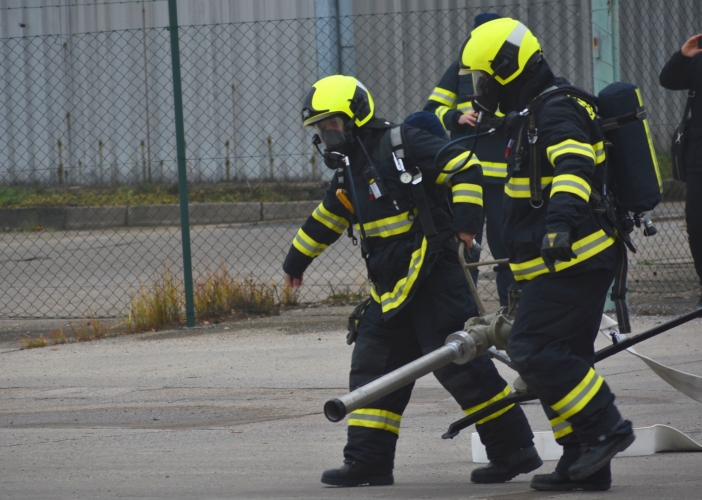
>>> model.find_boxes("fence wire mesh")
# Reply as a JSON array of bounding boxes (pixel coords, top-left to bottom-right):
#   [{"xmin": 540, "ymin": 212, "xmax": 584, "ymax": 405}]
[{"xmin": 0, "ymin": 0, "xmax": 700, "ymax": 319}]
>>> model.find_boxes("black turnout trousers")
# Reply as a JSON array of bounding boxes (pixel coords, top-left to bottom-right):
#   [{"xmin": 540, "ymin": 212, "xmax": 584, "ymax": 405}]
[
  {"xmin": 344, "ymin": 254, "xmax": 534, "ymax": 469},
  {"xmin": 508, "ymin": 264, "xmax": 623, "ymax": 445}
]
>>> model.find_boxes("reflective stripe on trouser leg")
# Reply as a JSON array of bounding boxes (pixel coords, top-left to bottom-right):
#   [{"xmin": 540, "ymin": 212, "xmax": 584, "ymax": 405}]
[
  {"xmin": 508, "ymin": 266, "xmax": 623, "ymax": 443},
  {"xmin": 348, "ymin": 408, "xmax": 402, "ymax": 435},
  {"xmin": 550, "ymin": 367, "xmax": 604, "ymax": 423},
  {"xmin": 463, "ymin": 385, "xmax": 515, "ymax": 424}
]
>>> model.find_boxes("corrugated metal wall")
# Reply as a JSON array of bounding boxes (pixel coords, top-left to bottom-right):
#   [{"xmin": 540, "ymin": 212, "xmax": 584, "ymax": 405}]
[
  {"xmin": 619, "ymin": 0, "xmax": 702, "ymax": 146},
  {"xmin": 2, "ymin": 0, "xmax": 700, "ymax": 185}
]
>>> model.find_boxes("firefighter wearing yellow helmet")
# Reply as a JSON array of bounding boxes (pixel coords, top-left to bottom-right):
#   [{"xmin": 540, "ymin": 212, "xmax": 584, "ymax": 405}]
[
  {"xmin": 460, "ymin": 18, "xmax": 635, "ymax": 492},
  {"xmin": 283, "ymin": 74, "xmax": 539, "ymax": 486},
  {"xmin": 423, "ymin": 12, "xmax": 517, "ymax": 309}
]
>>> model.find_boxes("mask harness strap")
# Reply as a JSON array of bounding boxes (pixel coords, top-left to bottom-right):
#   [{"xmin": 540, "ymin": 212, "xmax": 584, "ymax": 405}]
[{"xmin": 342, "ymin": 148, "xmax": 378, "ymax": 287}]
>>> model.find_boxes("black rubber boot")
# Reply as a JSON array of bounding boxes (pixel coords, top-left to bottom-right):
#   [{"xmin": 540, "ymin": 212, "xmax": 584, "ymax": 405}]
[
  {"xmin": 569, "ymin": 420, "xmax": 635, "ymax": 481},
  {"xmin": 321, "ymin": 459, "xmax": 394, "ymax": 487},
  {"xmin": 531, "ymin": 470, "xmax": 611, "ymax": 491},
  {"xmin": 470, "ymin": 445, "xmax": 543, "ymax": 483}
]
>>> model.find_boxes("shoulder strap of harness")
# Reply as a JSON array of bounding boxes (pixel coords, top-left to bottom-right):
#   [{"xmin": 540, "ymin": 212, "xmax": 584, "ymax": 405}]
[
  {"xmin": 524, "ymin": 84, "xmax": 640, "ymax": 334},
  {"xmin": 524, "ymin": 85, "xmax": 596, "ymax": 207}
]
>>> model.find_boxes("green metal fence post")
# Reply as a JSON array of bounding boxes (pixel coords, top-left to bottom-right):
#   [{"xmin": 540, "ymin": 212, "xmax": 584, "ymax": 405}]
[{"xmin": 168, "ymin": 0, "xmax": 195, "ymax": 327}]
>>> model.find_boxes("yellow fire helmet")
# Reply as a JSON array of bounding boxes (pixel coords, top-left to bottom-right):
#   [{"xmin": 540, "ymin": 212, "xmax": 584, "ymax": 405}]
[
  {"xmin": 459, "ymin": 18, "xmax": 542, "ymax": 85},
  {"xmin": 301, "ymin": 75, "xmax": 375, "ymax": 128}
]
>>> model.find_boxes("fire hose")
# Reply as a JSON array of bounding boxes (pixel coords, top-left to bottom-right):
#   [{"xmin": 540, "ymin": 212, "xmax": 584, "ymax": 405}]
[{"xmin": 324, "ymin": 242, "xmax": 702, "ymax": 444}]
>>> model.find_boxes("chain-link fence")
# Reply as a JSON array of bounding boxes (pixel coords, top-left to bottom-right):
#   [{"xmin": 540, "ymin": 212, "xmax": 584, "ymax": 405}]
[{"xmin": 0, "ymin": 0, "xmax": 700, "ymax": 318}]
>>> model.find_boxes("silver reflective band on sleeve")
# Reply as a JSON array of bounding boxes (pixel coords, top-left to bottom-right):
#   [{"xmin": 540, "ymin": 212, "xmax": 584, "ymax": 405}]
[
  {"xmin": 429, "ymin": 87, "xmax": 457, "ymax": 107},
  {"xmin": 390, "ymin": 127, "xmax": 404, "ymax": 158}
]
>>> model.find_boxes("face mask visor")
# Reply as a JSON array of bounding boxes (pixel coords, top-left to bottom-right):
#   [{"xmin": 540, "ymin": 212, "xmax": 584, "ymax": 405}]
[
  {"xmin": 468, "ymin": 70, "xmax": 500, "ymax": 115},
  {"xmin": 313, "ymin": 115, "xmax": 348, "ymax": 151}
]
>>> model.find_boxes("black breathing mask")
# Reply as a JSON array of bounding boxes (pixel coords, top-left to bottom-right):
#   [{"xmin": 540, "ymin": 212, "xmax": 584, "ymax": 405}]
[{"xmin": 470, "ymin": 70, "xmax": 501, "ymax": 115}]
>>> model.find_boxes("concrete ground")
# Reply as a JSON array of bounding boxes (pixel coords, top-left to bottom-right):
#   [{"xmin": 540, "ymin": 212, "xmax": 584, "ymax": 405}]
[{"xmin": 1, "ymin": 306, "xmax": 702, "ymax": 499}]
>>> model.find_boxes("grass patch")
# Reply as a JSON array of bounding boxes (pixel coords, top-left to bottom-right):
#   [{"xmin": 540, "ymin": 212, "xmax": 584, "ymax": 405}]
[
  {"xmin": 127, "ymin": 268, "xmax": 182, "ymax": 333},
  {"xmin": 194, "ymin": 263, "xmax": 279, "ymax": 318},
  {"xmin": 18, "ymin": 266, "xmax": 317, "ymax": 348},
  {"xmin": 325, "ymin": 283, "xmax": 370, "ymax": 304},
  {"xmin": 276, "ymin": 283, "xmax": 300, "ymax": 307},
  {"xmin": 0, "ymin": 181, "xmax": 326, "ymax": 208},
  {"xmin": 69, "ymin": 316, "xmax": 111, "ymax": 341},
  {"xmin": 657, "ymin": 151, "xmax": 672, "ymax": 181},
  {"xmin": 19, "ymin": 336, "xmax": 48, "ymax": 348},
  {"xmin": 50, "ymin": 329, "xmax": 68, "ymax": 344}
]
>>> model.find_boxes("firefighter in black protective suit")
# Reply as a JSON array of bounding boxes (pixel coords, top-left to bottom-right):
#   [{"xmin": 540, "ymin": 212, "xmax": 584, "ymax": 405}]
[
  {"xmin": 659, "ymin": 33, "xmax": 702, "ymax": 309},
  {"xmin": 423, "ymin": 11, "xmax": 516, "ymax": 307},
  {"xmin": 459, "ymin": 18, "xmax": 635, "ymax": 492},
  {"xmin": 283, "ymin": 75, "xmax": 540, "ymax": 487}
]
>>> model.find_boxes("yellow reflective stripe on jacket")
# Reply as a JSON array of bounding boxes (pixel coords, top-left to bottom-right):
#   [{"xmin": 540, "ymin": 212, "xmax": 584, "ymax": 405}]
[
  {"xmin": 594, "ymin": 141, "xmax": 606, "ymax": 165},
  {"xmin": 550, "ymin": 174, "xmax": 591, "ymax": 202},
  {"xmin": 550, "ymin": 367, "xmax": 604, "ymax": 422},
  {"xmin": 457, "ymin": 101, "xmax": 474, "ymax": 113},
  {"xmin": 292, "ymin": 228, "xmax": 328, "ymax": 258},
  {"xmin": 452, "ymin": 183, "xmax": 483, "ymax": 206},
  {"xmin": 353, "ymin": 210, "xmax": 415, "ymax": 238},
  {"xmin": 510, "ymin": 229, "xmax": 616, "ymax": 281},
  {"xmin": 428, "ymin": 86, "xmax": 457, "ymax": 107},
  {"xmin": 635, "ymin": 88, "xmax": 663, "ymax": 192},
  {"xmin": 550, "ymin": 418, "xmax": 574, "ymax": 439},
  {"xmin": 463, "ymin": 386, "xmax": 514, "ymax": 425},
  {"xmin": 370, "ymin": 237, "xmax": 427, "ymax": 313},
  {"xmin": 435, "ymin": 106, "xmax": 451, "ymax": 128},
  {"xmin": 504, "ymin": 176, "xmax": 553, "ymax": 198},
  {"xmin": 312, "ymin": 203, "xmax": 348, "ymax": 234},
  {"xmin": 481, "ymin": 161, "xmax": 508, "ymax": 178},
  {"xmin": 348, "ymin": 408, "xmax": 402, "ymax": 435},
  {"xmin": 546, "ymin": 139, "xmax": 596, "ymax": 166},
  {"xmin": 436, "ymin": 152, "xmax": 480, "ymax": 185},
  {"xmin": 546, "ymin": 139, "xmax": 596, "ymax": 167}
]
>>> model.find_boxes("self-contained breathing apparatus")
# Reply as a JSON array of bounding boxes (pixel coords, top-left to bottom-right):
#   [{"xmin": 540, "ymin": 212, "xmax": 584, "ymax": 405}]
[{"xmin": 438, "ymin": 81, "xmax": 662, "ymax": 334}]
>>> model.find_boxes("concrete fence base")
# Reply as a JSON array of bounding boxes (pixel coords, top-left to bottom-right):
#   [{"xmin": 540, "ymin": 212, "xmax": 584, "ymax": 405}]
[{"xmin": 0, "ymin": 201, "xmax": 321, "ymax": 231}]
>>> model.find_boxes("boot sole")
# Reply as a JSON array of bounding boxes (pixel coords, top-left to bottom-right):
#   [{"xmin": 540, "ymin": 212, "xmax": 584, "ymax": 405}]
[
  {"xmin": 569, "ymin": 433, "xmax": 635, "ymax": 481},
  {"xmin": 531, "ymin": 480, "xmax": 611, "ymax": 491},
  {"xmin": 471, "ymin": 456, "xmax": 543, "ymax": 484},
  {"xmin": 321, "ymin": 475, "xmax": 394, "ymax": 487}
]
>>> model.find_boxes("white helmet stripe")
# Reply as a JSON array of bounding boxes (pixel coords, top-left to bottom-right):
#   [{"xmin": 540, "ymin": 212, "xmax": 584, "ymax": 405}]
[{"xmin": 505, "ymin": 22, "xmax": 528, "ymax": 48}]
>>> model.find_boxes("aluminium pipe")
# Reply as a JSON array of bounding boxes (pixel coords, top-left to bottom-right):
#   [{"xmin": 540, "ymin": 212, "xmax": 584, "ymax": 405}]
[{"xmin": 324, "ymin": 331, "xmax": 477, "ymax": 422}]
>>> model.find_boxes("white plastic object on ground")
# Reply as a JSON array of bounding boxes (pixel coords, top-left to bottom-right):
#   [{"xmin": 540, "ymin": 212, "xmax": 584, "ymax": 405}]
[
  {"xmin": 471, "ymin": 425, "xmax": 702, "ymax": 463},
  {"xmin": 474, "ymin": 314, "xmax": 702, "ymax": 463}
]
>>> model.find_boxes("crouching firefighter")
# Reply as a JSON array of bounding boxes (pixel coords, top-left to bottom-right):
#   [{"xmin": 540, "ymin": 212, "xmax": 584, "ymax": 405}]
[
  {"xmin": 282, "ymin": 75, "xmax": 540, "ymax": 487},
  {"xmin": 460, "ymin": 18, "xmax": 636, "ymax": 492}
]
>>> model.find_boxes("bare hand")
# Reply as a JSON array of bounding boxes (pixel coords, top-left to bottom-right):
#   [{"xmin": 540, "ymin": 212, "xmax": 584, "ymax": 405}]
[
  {"xmin": 681, "ymin": 34, "xmax": 702, "ymax": 58},
  {"xmin": 457, "ymin": 111, "xmax": 479, "ymax": 127},
  {"xmin": 285, "ymin": 273, "xmax": 303, "ymax": 288},
  {"xmin": 456, "ymin": 231, "xmax": 476, "ymax": 249}
]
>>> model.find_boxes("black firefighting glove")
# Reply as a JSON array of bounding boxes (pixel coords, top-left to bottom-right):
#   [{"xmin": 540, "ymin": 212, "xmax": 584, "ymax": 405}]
[{"xmin": 541, "ymin": 232, "xmax": 577, "ymax": 273}]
